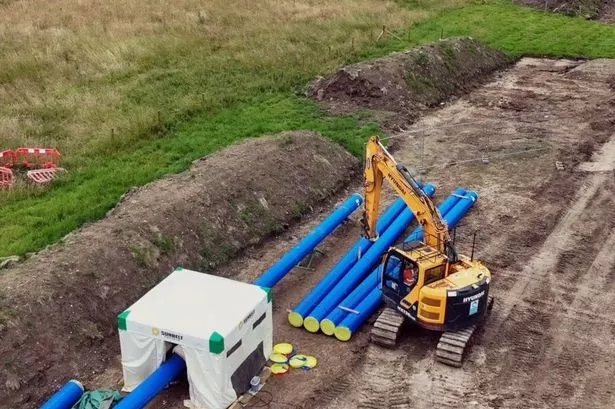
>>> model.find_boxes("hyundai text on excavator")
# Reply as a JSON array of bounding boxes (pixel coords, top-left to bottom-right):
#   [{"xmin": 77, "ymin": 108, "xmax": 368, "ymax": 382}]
[{"xmin": 362, "ymin": 136, "xmax": 492, "ymax": 367}]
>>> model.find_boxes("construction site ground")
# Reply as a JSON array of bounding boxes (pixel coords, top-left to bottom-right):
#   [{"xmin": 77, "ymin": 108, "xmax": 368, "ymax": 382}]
[
  {"xmin": 158, "ymin": 57, "xmax": 613, "ymax": 409},
  {"xmin": 11, "ymin": 55, "xmax": 615, "ymax": 408},
  {"xmin": 254, "ymin": 58, "xmax": 615, "ymax": 409}
]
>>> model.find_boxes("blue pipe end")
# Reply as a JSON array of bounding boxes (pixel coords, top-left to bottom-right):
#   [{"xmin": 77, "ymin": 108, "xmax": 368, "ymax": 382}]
[{"xmin": 40, "ymin": 379, "xmax": 84, "ymax": 409}]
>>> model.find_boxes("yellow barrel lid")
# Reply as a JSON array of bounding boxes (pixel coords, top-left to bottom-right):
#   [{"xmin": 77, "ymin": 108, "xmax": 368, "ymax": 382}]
[
  {"xmin": 271, "ymin": 363, "xmax": 289, "ymax": 375},
  {"xmin": 289, "ymin": 354, "xmax": 318, "ymax": 369},
  {"xmin": 269, "ymin": 352, "xmax": 288, "ymax": 363},
  {"xmin": 303, "ymin": 316, "xmax": 320, "ymax": 333},
  {"xmin": 334, "ymin": 326, "xmax": 352, "ymax": 342},
  {"xmin": 320, "ymin": 319, "xmax": 336, "ymax": 336},
  {"xmin": 273, "ymin": 342, "xmax": 293, "ymax": 355},
  {"xmin": 289, "ymin": 354, "xmax": 308, "ymax": 368}
]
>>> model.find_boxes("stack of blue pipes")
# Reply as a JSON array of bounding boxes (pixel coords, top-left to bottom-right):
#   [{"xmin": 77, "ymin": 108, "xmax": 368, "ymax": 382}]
[
  {"xmin": 288, "ymin": 183, "xmax": 435, "ymax": 332},
  {"xmin": 288, "ymin": 186, "xmax": 479, "ymax": 341}
]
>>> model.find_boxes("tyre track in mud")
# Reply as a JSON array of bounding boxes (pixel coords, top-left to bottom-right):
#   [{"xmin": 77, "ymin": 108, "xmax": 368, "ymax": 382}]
[
  {"xmin": 315, "ymin": 346, "xmax": 413, "ymax": 409},
  {"xmin": 310, "ymin": 58, "xmax": 615, "ymax": 409},
  {"xmin": 480, "ymin": 145, "xmax": 615, "ymax": 408}
]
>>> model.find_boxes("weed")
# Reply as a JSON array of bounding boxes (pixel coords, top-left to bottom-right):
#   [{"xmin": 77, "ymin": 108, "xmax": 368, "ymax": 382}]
[
  {"xmin": 414, "ymin": 52, "xmax": 430, "ymax": 67},
  {"xmin": 0, "ymin": 306, "xmax": 15, "ymax": 332},
  {"xmin": 153, "ymin": 236, "xmax": 176, "ymax": 255},
  {"xmin": 129, "ymin": 244, "xmax": 157, "ymax": 268},
  {"xmin": 280, "ymin": 134, "xmax": 295, "ymax": 147}
]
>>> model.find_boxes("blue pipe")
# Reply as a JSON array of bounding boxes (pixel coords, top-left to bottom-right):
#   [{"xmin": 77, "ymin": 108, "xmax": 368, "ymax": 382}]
[
  {"xmin": 40, "ymin": 380, "xmax": 84, "ymax": 409},
  {"xmin": 335, "ymin": 285, "xmax": 382, "ymax": 342},
  {"xmin": 334, "ymin": 190, "xmax": 479, "ymax": 341},
  {"xmin": 255, "ymin": 193, "xmax": 363, "ymax": 289},
  {"xmin": 322, "ymin": 188, "xmax": 465, "ymax": 333},
  {"xmin": 114, "ymin": 354, "xmax": 186, "ymax": 409},
  {"xmin": 305, "ymin": 184, "xmax": 436, "ymax": 334},
  {"xmin": 288, "ymin": 198, "xmax": 406, "ymax": 327}
]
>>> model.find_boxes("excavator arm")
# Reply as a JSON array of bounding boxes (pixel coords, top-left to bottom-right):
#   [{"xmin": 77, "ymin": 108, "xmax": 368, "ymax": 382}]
[{"xmin": 362, "ymin": 136, "xmax": 452, "ymax": 256}]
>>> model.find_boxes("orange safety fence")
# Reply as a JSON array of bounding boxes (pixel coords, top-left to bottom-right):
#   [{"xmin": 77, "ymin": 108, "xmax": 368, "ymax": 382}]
[
  {"xmin": 0, "ymin": 167, "xmax": 15, "ymax": 188},
  {"xmin": 14, "ymin": 147, "xmax": 61, "ymax": 169},
  {"xmin": 0, "ymin": 150, "xmax": 14, "ymax": 168},
  {"xmin": 26, "ymin": 167, "xmax": 66, "ymax": 185}
]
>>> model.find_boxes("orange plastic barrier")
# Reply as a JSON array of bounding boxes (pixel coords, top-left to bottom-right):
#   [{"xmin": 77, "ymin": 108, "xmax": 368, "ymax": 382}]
[
  {"xmin": 0, "ymin": 150, "xmax": 14, "ymax": 168},
  {"xmin": 14, "ymin": 148, "xmax": 61, "ymax": 169},
  {"xmin": 26, "ymin": 167, "xmax": 66, "ymax": 185},
  {"xmin": 0, "ymin": 167, "xmax": 15, "ymax": 188}
]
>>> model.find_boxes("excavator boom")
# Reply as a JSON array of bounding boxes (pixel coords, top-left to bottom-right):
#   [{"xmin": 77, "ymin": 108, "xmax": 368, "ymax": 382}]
[{"xmin": 363, "ymin": 136, "xmax": 450, "ymax": 253}]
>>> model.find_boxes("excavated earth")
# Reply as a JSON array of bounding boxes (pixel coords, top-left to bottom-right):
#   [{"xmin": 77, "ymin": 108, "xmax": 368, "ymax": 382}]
[
  {"xmin": 304, "ymin": 57, "xmax": 615, "ymax": 409},
  {"xmin": 519, "ymin": 0, "xmax": 602, "ymax": 17},
  {"xmin": 0, "ymin": 131, "xmax": 359, "ymax": 408},
  {"xmin": 519, "ymin": 0, "xmax": 615, "ymax": 21},
  {"xmin": 308, "ymin": 37, "xmax": 510, "ymax": 131}
]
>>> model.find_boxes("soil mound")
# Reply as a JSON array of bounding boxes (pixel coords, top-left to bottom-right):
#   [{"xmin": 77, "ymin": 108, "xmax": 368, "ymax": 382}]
[
  {"xmin": 0, "ymin": 131, "xmax": 358, "ymax": 408},
  {"xmin": 518, "ymin": 0, "xmax": 603, "ymax": 18},
  {"xmin": 307, "ymin": 38, "xmax": 509, "ymax": 127}
]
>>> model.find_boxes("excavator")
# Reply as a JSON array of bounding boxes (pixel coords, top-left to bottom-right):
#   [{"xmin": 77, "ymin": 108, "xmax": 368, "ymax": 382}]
[{"xmin": 362, "ymin": 136, "xmax": 492, "ymax": 367}]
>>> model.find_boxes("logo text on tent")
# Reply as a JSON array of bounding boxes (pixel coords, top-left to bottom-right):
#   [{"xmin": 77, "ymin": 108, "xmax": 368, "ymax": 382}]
[{"xmin": 161, "ymin": 330, "xmax": 183, "ymax": 341}]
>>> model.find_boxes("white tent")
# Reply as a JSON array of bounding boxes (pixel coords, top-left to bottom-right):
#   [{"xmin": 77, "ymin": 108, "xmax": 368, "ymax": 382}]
[{"xmin": 117, "ymin": 267, "xmax": 273, "ymax": 409}]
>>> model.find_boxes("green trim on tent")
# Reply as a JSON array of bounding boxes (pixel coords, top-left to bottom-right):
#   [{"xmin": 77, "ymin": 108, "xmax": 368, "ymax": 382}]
[
  {"xmin": 176, "ymin": 266, "xmax": 184, "ymax": 271},
  {"xmin": 209, "ymin": 331, "xmax": 225, "ymax": 354},
  {"xmin": 259, "ymin": 286, "xmax": 272, "ymax": 303},
  {"xmin": 117, "ymin": 310, "xmax": 130, "ymax": 331}
]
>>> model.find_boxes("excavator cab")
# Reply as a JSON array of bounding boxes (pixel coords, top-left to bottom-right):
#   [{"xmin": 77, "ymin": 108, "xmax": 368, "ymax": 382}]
[
  {"xmin": 380, "ymin": 242, "xmax": 450, "ymax": 325},
  {"xmin": 381, "ymin": 250, "xmax": 416, "ymax": 298}
]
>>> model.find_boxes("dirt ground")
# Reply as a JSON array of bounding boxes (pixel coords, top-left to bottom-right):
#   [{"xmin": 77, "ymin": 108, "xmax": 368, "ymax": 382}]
[
  {"xmin": 7, "ymin": 54, "xmax": 615, "ymax": 408},
  {"xmin": 309, "ymin": 57, "xmax": 615, "ymax": 409},
  {"xmin": 88, "ymin": 56, "xmax": 615, "ymax": 408},
  {"xmin": 518, "ymin": 0, "xmax": 615, "ymax": 21},
  {"xmin": 146, "ymin": 57, "xmax": 615, "ymax": 409},
  {"xmin": 601, "ymin": 0, "xmax": 615, "ymax": 21}
]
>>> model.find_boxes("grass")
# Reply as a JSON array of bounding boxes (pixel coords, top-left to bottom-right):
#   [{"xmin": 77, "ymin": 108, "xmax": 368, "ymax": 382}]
[
  {"xmin": 384, "ymin": 1, "xmax": 615, "ymax": 58},
  {"xmin": 0, "ymin": 96, "xmax": 380, "ymax": 256},
  {"xmin": 1, "ymin": 0, "xmax": 615, "ymax": 257}
]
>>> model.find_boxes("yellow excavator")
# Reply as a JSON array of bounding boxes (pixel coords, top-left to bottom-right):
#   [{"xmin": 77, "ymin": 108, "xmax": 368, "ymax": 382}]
[{"xmin": 362, "ymin": 136, "xmax": 492, "ymax": 367}]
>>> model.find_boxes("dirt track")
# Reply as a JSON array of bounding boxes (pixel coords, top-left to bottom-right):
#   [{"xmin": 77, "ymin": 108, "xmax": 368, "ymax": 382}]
[
  {"xmin": 239, "ymin": 58, "xmax": 615, "ymax": 409},
  {"xmin": 44, "ymin": 57, "xmax": 615, "ymax": 408}
]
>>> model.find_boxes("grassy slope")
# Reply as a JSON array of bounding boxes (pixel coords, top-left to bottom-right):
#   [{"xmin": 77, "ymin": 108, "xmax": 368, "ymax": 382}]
[
  {"xmin": 0, "ymin": 0, "xmax": 466, "ymax": 257},
  {"xmin": 2, "ymin": 0, "xmax": 615, "ymax": 257},
  {"xmin": 390, "ymin": 0, "xmax": 615, "ymax": 58}
]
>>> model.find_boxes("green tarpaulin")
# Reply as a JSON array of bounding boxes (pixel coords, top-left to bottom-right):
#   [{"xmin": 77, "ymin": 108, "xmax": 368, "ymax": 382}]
[{"xmin": 72, "ymin": 389, "xmax": 122, "ymax": 409}]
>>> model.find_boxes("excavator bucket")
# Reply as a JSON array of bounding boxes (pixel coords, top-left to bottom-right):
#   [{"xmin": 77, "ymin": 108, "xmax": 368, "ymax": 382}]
[
  {"xmin": 0, "ymin": 167, "xmax": 15, "ymax": 188},
  {"xmin": 27, "ymin": 167, "xmax": 66, "ymax": 185}
]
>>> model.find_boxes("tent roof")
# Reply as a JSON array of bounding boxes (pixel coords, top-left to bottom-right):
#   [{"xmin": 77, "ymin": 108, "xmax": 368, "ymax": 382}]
[{"xmin": 121, "ymin": 268, "xmax": 267, "ymax": 340}]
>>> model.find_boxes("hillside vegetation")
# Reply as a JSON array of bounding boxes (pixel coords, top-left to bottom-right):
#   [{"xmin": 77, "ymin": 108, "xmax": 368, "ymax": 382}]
[
  {"xmin": 1, "ymin": 0, "xmax": 615, "ymax": 258},
  {"xmin": 0, "ymin": 0, "xmax": 468, "ymax": 257}
]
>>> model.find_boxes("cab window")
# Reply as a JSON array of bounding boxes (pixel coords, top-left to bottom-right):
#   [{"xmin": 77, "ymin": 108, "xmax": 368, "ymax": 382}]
[
  {"xmin": 383, "ymin": 255, "xmax": 402, "ymax": 291},
  {"xmin": 382, "ymin": 252, "xmax": 418, "ymax": 294},
  {"xmin": 424, "ymin": 265, "xmax": 445, "ymax": 285}
]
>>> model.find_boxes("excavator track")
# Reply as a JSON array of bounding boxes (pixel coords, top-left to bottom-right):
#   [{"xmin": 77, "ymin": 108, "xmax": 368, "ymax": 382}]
[
  {"xmin": 436, "ymin": 296, "xmax": 494, "ymax": 367},
  {"xmin": 435, "ymin": 325, "xmax": 477, "ymax": 367},
  {"xmin": 370, "ymin": 307, "xmax": 405, "ymax": 348}
]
